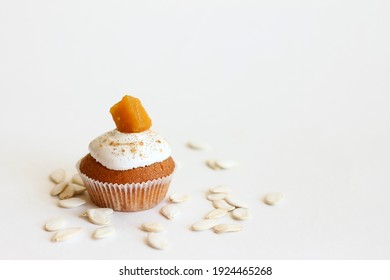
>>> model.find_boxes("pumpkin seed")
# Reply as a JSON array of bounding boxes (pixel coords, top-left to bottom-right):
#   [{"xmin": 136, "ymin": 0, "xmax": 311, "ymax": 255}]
[
  {"xmin": 52, "ymin": 227, "xmax": 82, "ymax": 242},
  {"xmin": 187, "ymin": 141, "xmax": 211, "ymax": 150},
  {"xmin": 81, "ymin": 208, "xmax": 113, "ymax": 217},
  {"xmin": 86, "ymin": 208, "xmax": 113, "ymax": 225},
  {"xmin": 50, "ymin": 182, "xmax": 68, "ymax": 196},
  {"xmin": 44, "ymin": 217, "xmax": 65, "ymax": 231},
  {"xmin": 160, "ymin": 204, "xmax": 180, "ymax": 220},
  {"xmin": 209, "ymin": 185, "xmax": 230, "ymax": 194},
  {"xmin": 68, "ymin": 183, "xmax": 86, "ymax": 195},
  {"xmin": 206, "ymin": 160, "xmax": 220, "ymax": 170},
  {"xmin": 58, "ymin": 185, "xmax": 75, "ymax": 200},
  {"xmin": 169, "ymin": 193, "xmax": 190, "ymax": 203},
  {"xmin": 50, "ymin": 169, "xmax": 66, "ymax": 184},
  {"xmin": 212, "ymin": 199, "xmax": 235, "ymax": 211},
  {"xmin": 93, "ymin": 226, "xmax": 115, "ymax": 239},
  {"xmin": 215, "ymin": 160, "xmax": 239, "ymax": 170},
  {"xmin": 140, "ymin": 222, "xmax": 165, "ymax": 233},
  {"xmin": 206, "ymin": 193, "xmax": 227, "ymax": 201},
  {"xmin": 231, "ymin": 208, "xmax": 249, "ymax": 220},
  {"xmin": 205, "ymin": 208, "xmax": 228, "ymax": 219},
  {"xmin": 147, "ymin": 233, "xmax": 169, "ymax": 250},
  {"xmin": 213, "ymin": 224, "xmax": 242, "ymax": 234},
  {"xmin": 58, "ymin": 197, "xmax": 86, "ymax": 208},
  {"xmin": 191, "ymin": 219, "xmax": 218, "ymax": 231},
  {"xmin": 264, "ymin": 192, "xmax": 284, "ymax": 205},
  {"xmin": 224, "ymin": 196, "xmax": 248, "ymax": 209}
]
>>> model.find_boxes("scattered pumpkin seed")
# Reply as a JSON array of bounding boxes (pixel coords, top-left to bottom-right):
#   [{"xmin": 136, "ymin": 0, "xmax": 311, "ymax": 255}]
[
  {"xmin": 50, "ymin": 169, "xmax": 66, "ymax": 184},
  {"xmin": 205, "ymin": 208, "xmax": 228, "ymax": 219},
  {"xmin": 58, "ymin": 197, "xmax": 86, "ymax": 208},
  {"xmin": 169, "ymin": 193, "xmax": 190, "ymax": 203},
  {"xmin": 212, "ymin": 199, "xmax": 235, "ymax": 211},
  {"xmin": 160, "ymin": 204, "xmax": 180, "ymax": 220},
  {"xmin": 93, "ymin": 226, "xmax": 116, "ymax": 239},
  {"xmin": 213, "ymin": 224, "xmax": 242, "ymax": 234},
  {"xmin": 50, "ymin": 182, "xmax": 68, "ymax": 196},
  {"xmin": 140, "ymin": 222, "xmax": 165, "ymax": 233},
  {"xmin": 264, "ymin": 192, "xmax": 284, "ymax": 205},
  {"xmin": 147, "ymin": 233, "xmax": 169, "ymax": 250},
  {"xmin": 52, "ymin": 227, "xmax": 82, "ymax": 242},
  {"xmin": 191, "ymin": 219, "xmax": 218, "ymax": 231},
  {"xmin": 44, "ymin": 217, "xmax": 65, "ymax": 232},
  {"xmin": 187, "ymin": 141, "xmax": 211, "ymax": 150},
  {"xmin": 231, "ymin": 208, "xmax": 249, "ymax": 220}
]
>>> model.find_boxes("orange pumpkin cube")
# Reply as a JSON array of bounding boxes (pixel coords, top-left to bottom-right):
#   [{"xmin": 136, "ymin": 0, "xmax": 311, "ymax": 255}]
[{"xmin": 110, "ymin": 95, "xmax": 152, "ymax": 133}]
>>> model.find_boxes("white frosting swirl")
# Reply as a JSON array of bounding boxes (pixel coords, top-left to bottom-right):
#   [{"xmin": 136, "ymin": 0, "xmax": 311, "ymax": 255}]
[{"xmin": 88, "ymin": 129, "xmax": 171, "ymax": 170}]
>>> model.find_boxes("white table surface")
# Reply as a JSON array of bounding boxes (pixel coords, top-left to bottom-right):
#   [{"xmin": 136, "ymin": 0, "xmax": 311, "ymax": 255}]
[{"xmin": 0, "ymin": 0, "xmax": 389, "ymax": 260}]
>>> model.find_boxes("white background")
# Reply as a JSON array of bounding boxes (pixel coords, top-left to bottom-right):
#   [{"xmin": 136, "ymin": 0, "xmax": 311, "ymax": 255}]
[{"xmin": 0, "ymin": 0, "xmax": 389, "ymax": 260}]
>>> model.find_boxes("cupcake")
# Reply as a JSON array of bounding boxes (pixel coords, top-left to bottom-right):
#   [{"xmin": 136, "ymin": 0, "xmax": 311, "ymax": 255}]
[{"xmin": 77, "ymin": 95, "xmax": 175, "ymax": 211}]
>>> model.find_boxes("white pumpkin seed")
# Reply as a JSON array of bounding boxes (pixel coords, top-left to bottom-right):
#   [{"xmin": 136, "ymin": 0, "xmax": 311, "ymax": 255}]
[
  {"xmin": 191, "ymin": 219, "xmax": 218, "ymax": 231},
  {"xmin": 160, "ymin": 204, "xmax": 180, "ymax": 220},
  {"xmin": 169, "ymin": 193, "xmax": 190, "ymax": 203},
  {"xmin": 86, "ymin": 208, "xmax": 113, "ymax": 225},
  {"xmin": 206, "ymin": 160, "xmax": 220, "ymax": 170},
  {"xmin": 81, "ymin": 208, "xmax": 113, "ymax": 217},
  {"xmin": 44, "ymin": 217, "xmax": 65, "ymax": 231},
  {"xmin": 187, "ymin": 141, "xmax": 211, "ymax": 150},
  {"xmin": 52, "ymin": 227, "xmax": 82, "ymax": 242},
  {"xmin": 205, "ymin": 208, "xmax": 228, "ymax": 219},
  {"xmin": 58, "ymin": 197, "xmax": 86, "ymax": 208},
  {"xmin": 93, "ymin": 226, "xmax": 116, "ymax": 239},
  {"xmin": 212, "ymin": 199, "xmax": 235, "ymax": 211},
  {"xmin": 147, "ymin": 233, "xmax": 169, "ymax": 250},
  {"xmin": 264, "ymin": 192, "xmax": 284, "ymax": 205},
  {"xmin": 140, "ymin": 222, "xmax": 165, "ymax": 232},
  {"xmin": 232, "ymin": 208, "xmax": 249, "ymax": 220},
  {"xmin": 58, "ymin": 185, "xmax": 75, "ymax": 200},
  {"xmin": 224, "ymin": 196, "xmax": 248, "ymax": 209},
  {"xmin": 49, "ymin": 169, "xmax": 66, "ymax": 184},
  {"xmin": 206, "ymin": 193, "xmax": 227, "ymax": 201},
  {"xmin": 71, "ymin": 174, "xmax": 84, "ymax": 186},
  {"xmin": 50, "ymin": 182, "xmax": 68, "ymax": 196},
  {"xmin": 213, "ymin": 224, "xmax": 243, "ymax": 234},
  {"xmin": 68, "ymin": 183, "xmax": 86, "ymax": 195},
  {"xmin": 209, "ymin": 185, "xmax": 230, "ymax": 194},
  {"xmin": 215, "ymin": 159, "xmax": 239, "ymax": 170}
]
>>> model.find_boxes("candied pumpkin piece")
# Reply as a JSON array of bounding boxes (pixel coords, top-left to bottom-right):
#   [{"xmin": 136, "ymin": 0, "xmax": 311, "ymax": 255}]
[{"xmin": 110, "ymin": 95, "xmax": 152, "ymax": 133}]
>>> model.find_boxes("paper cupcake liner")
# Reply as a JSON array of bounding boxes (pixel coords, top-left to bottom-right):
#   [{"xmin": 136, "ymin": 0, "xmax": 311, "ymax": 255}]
[{"xmin": 76, "ymin": 163, "xmax": 173, "ymax": 212}]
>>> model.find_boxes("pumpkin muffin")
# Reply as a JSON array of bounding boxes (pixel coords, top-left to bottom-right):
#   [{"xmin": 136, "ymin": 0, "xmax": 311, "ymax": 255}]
[{"xmin": 77, "ymin": 95, "xmax": 175, "ymax": 211}]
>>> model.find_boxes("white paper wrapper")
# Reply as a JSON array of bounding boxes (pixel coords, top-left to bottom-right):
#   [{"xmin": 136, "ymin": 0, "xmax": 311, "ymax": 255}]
[{"xmin": 76, "ymin": 162, "xmax": 173, "ymax": 212}]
